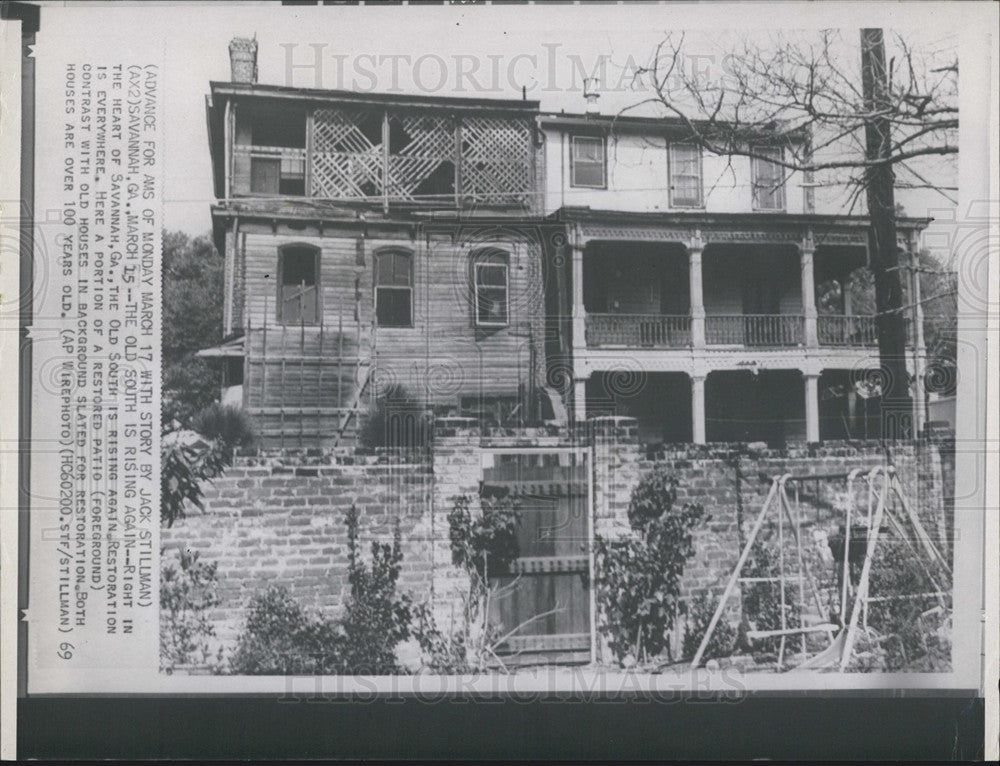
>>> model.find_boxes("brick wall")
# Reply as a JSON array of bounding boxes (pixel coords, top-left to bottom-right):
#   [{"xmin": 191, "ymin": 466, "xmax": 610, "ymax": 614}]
[{"xmin": 163, "ymin": 416, "xmax": 950, "ymax": 664}]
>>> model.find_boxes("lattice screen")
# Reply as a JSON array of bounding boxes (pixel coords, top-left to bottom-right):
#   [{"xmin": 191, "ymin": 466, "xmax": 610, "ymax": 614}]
[
  {"xmin": 309, "ymin": 108, "xmax": 533, "ymax": 206},
  {"xmin": 460, "ymin": 117, "xmax": 533, "ymax": 206},
  {"xmin": 311, "ymin": 108, "xmax": 383, "ymax": 198},
  {"xmin": 386, "ymin": 114, "xmax": 456, "ymax": 200}
]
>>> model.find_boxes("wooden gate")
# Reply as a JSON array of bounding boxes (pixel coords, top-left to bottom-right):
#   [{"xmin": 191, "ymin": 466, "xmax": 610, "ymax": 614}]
[{"xmin": 482, "ymin": 449, "xmax": 593, "ymax": 665}]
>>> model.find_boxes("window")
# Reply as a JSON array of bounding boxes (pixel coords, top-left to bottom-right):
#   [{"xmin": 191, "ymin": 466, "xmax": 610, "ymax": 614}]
[
  {"xmin": 472, "ymin": 250, "xmax": 510, "ymax": 327},
  {"xmin": 752, "ymin": 147, "xmax": 786, "ymax": 211},
  {"xmin": 570, "ymin": 135, "xmax": 606, "ymax": 188},
  {"xmin": 669, "ymin": 143, "xmax": 703, "ymax": 207},
  {"xmin": 375, "ymin": 250, "xmax": 413, "ymax": 327},
  {"xmin": 278, "ymin": 245, "xmax": 320, "ymax": 325}
]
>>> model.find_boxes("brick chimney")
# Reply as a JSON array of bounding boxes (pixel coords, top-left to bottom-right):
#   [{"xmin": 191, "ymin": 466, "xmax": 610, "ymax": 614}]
[{"xmin": 229, "ymin": 36, "xmax": 258, "ymax": 84}]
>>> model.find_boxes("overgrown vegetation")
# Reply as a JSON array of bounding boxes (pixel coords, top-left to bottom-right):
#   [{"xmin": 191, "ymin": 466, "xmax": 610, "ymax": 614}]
[
  {"xmin": 738, "ymin": 542, "xmax": 802, "ymax": 656},
  {"xmin": 162, "ymin": 231, "xmax": 224, "ymax": 425},
  {"xmin": 229, "ymin": 505, "xmax": 414, "ymax": 675},
  {"xmin": 682, "ymin": 589, "xmax": 738, "ymax": 662},
  {"xmin": 229, "ymin": 585, "xmax": 342, "ymax": 675},
  {"xmin": 190, "ymin": 403, "xmax": 257, "ymax": 458},
  {"xmin": 594, "ymin": 469, "xmax": 706, "ymax": 665},
  {"xmin": 160, "ymin": 549, "xmax": 225, "ymax": 673},
  {"xmin": 410, "ymin": 492, "xmax": 522, "ymax": 673},
  {"xmin": 359, "ymin": 384, "xmax": 432, "ymax": 449},
  {"xmin": 160, "ymin": 438, "xmax": 227, "ymax": 528}
]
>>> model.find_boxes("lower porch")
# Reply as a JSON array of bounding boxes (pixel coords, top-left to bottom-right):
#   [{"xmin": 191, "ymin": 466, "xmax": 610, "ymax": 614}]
[{"xmin": 582, "ymin": 369, "xmax": 888, "ymax": 447}]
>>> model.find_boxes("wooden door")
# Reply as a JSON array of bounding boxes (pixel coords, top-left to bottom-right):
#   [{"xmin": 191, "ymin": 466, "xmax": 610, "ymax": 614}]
[{"xmin": 483, "ymin": 451, "xmax": 591, "ymax": 665}]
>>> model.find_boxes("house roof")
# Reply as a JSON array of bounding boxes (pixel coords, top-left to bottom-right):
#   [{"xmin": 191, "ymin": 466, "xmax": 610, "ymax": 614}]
[
  {"xmin": 538, "ymin": 111, "xmax": 810, "ymax": 142},
  {"xmin": 550, "ymin": 206, "xmax": 933, "ymax": 230}
]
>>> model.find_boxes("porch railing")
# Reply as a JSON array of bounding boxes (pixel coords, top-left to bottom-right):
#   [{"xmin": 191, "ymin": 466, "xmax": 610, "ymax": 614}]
[
  {"xmin": 585, "ymin": 313, "xmax": 691, "ymax": 348},
  {"xmin": 817, "ymin": 315, "xmax": 878, "ymax": 347},
  {"xmin": 705, "ymin": 314, "xmax": 804, "ymax": 346}
]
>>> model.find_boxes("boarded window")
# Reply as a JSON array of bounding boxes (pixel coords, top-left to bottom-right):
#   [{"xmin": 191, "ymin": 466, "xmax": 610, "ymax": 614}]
[
  {"xmin": 375, "ymin": 250, "xmax": 413, "ymax": 327},
  {"xmin": 278, "ymin": 246, "xmax": 320, "ymax": 325},
  {"xmin": 570, "ymin": 135, "xmax": 606, "ymax": 188},
  {"xmin": 752, "ymin": 147, "xmax": 786, "ymax": 210},
  {"xmin": 472, "ymin": 250, "xmax": 509, "ymax": 327},
  {"xmin": 251, "ymin": 157, "xmax": 280, "ymax": 194},
  {"xmin": 669, "ymin": 143, "xmax": 702, "ymax": 207}
]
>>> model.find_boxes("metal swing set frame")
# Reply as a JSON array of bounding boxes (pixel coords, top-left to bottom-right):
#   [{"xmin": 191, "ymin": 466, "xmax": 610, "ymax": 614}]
[{"xmin": 691, "ymin": 464, "xmax": 952, "ymax": 671}]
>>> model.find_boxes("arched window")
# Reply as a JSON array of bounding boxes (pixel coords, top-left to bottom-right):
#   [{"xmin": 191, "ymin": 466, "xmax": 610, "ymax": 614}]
[
  {"xmin": 277, "ymin": 244, "xmax": 320, "ymax": 325},
  {"xmin": 375, "ymin": 249, "xmax": 413, "ymax": 327},
  {"xmin": 471, "ymin": 249, "xmax": 510, "ymax": 327}
]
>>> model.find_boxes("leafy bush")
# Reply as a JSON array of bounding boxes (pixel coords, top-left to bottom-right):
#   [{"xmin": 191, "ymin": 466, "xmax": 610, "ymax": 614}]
[
  {"xmin": 682, "ymin": 590, "xmax": 738, "ymax": 662},
  {"xmin": 229, "ymin": 586, "xmax": 343, "ymax": 675},
  {"xmin": 359, "ymin": 384, "xmax": 431, "ymax": 449},
  {"xmin": 191, "ymin": 403, "xmax": 257, "ymax": 457},
  {"xmin": 448, "ymin": 493, "xmax": 520, "ymax": 580},
  {"xmin": 336, "ymin": 504, "xmax": 414, "ymax": 674},
  {"xmin": 409, "ymin": 493, "xmax": 521, "ymax": 673},
  {"xmin": 594, "ymin": 469, "xmax": 706, "ymax": 665},
  {"xmin": 160, "ymin": 438, "xmax": 227, "ymax": 527},
  {"xmin": 160, "ymin": 549, "xmax": 224, "ymax": 673}
]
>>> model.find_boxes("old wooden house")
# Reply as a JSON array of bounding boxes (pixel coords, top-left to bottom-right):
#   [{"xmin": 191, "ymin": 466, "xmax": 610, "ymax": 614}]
[{"xmin": 202, "ymin": 38, "xmax": 557, "ymax": 447}]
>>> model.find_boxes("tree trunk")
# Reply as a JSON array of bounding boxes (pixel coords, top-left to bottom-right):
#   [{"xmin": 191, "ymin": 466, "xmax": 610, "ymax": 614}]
[{"xmin": 860, "ymin": 28, "xmax": 912, "ymax": 438}]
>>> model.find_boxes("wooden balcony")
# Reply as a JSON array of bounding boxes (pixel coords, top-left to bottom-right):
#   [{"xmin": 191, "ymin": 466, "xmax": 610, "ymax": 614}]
[
  {"xmin": 817, "ymin": 315, "xmax": 878, "ymax": 347},
  {"xmin": 705, "ymin": 314, "xmax": 804, "ymax": 346},
  {"xmin": 585, "ymin": 314, "xmax": 691, "ymax": 348}
]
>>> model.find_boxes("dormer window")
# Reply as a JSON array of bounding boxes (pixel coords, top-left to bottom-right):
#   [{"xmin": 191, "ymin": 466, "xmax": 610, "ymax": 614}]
[
  {"xmin": 669, "ymin": 143, "xmax": 703, "ymax": 207},
  {"xmin": 570, "ymin": 135, "xmax": 606, "ymax": 188},
  {"xmin": 752, "ymin": 146, "xmax": 786, "ymax": 211}
]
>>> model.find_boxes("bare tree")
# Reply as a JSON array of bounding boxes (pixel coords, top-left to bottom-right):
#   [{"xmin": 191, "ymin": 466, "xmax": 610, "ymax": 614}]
[{"xmin": 624, "ymin": 29, "xmax": 957, "ymax": 423}]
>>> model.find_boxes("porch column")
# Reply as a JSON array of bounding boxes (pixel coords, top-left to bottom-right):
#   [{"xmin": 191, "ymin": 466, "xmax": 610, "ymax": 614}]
[
  {"xmin": 688, "ymin": 236, "xmax": 705, "ymax": 347},
  {"xmin": 691, "ymin": 374, "xmax": 706, "ymax": 444},
  {"xmin": 804, "ymin": 372, "xmax": 820, "ymax": 443},
  {"xmin": 800, "ymin": 240, "xmax": 818, "ymax": 347},
  {"xmin": 571, "ymin": 242, "xmax": 586, "ymax": 350},
  {"xmin": 909, "ymin": 246, "xmax": 927, "ymax": 434},
  {"xmin": 573, "ymin": 377, "xmax": 587, "ymax": 422}
]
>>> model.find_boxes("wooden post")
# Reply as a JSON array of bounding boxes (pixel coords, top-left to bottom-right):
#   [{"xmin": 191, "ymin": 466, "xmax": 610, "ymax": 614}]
[{"xmin": 382, "ymin": 109, "xmax": 390, "ymax": 214}]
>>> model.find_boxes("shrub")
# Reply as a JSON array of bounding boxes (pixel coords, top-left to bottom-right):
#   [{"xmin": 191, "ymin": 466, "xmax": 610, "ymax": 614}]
[
  {"xmin": 594, "ymin": 468, "xmax": 706, "ymax": 665},
  {"xmin": 160, "ymin": 549, "xmax": 224, "ymax": 673},
  {"xmin": 359, "ymin": 384, "xmax": 431, "ymax": 449},
  {"xmin": 160, "ymin": 438, "xmax": 227, "ymax": 527},
  {"xmin": 190, "ymin": 403, "xmax": 257, "ymax": 456},
  {"xmin": 448, "ymin": 493, "xmax": 520, "ymax": 581},
  {"xmin": 682, "ymin": 589, "xmax": 738, "ymax": 662},
  {"xmin": 336, "ymin": 504, "xmax": 414, "ymax": 674},
  {"xmin": 229, "ymin": 586, "xmax": 343, "ymax": 675}
]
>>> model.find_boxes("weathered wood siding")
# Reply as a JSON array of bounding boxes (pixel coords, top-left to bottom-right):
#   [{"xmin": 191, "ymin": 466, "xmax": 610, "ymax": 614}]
[{"xmin": 230, "ymin": 220, "xmax": 546, "ymax": 414}]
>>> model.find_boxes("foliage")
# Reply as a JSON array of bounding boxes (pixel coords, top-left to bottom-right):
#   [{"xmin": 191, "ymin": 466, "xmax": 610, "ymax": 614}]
[
  {"xmin": 190, "ymin": 403, "xmax": 258, "ymax": 458},
  {"xmin": 229, "ymin": 585, "xmax": 343, "ymax": 675},
  {"xmin": 229, "ymin": 506, "xmax": 415, "ymax": 675},
  {"xmin": 160, "ymin": 549, "xmax": 225, "ymax": 673},
  {"xmin": 410, "ymin": 493, "xmax": 522, "ymax": 673},
  {"xmin": 857, "ymin": 540, "xmax": 951, "ymax": 671},
  {"xmin": 359, "ymin": 384, "xmax": 432, "ymax": 449},
  {"xmin": 682, "ymin": 589, "xmax": 738, "ymax": 662},
  {"xmin": 336, "ymin": 504, "xmax": 414, "ymax": 674},
  {"xmin": 162, "ymin": 230, "xmax": 224, "ymax": 425},
  {"xmin": 410, "ymin": 601, "xmax": 471, "ymax": 674},
  {"xmin": 448, "ymin": 493, "xmax": 520, "ymax": 580},
  {"xmin": 160, "ymin": 438, "xmax": 227, "ymax": 527},
  {"xmin": 594, "ymin": 469, "xmax": 707, "ymax": 665}
]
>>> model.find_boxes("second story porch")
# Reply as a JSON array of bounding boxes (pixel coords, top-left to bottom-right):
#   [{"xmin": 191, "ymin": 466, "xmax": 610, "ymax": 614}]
[{"xmin": 560, "ymin": 209, "xmax": 926, "ymax": 357}]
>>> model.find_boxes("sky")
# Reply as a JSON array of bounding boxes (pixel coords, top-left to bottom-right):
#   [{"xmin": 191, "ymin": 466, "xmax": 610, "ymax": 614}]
[{"xmin": 33, "ymin": 2, "xmax": 961, "ymax": 246}]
